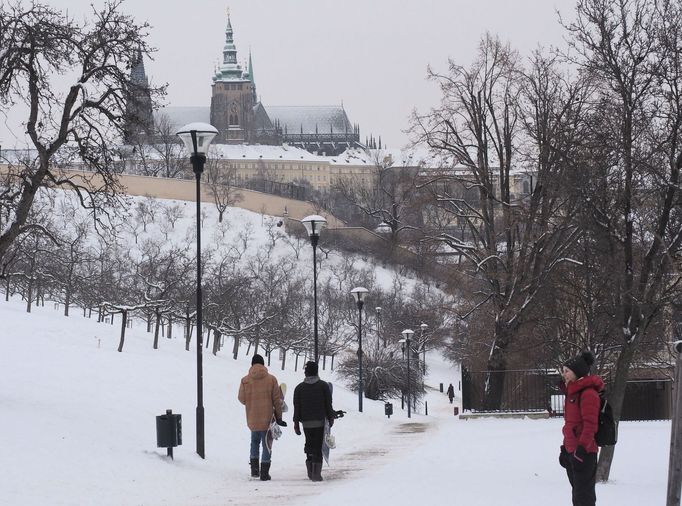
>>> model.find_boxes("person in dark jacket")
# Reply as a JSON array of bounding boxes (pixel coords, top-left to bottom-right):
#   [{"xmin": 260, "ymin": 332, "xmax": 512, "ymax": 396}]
[
  {"xmin": 558, "ymin": 351, "xmax": 604, "ymax": 506},
  {"xmin": 446, "ymin": 383, "xmax": 455, "ymax": 403},
  {"xmin": 293, "ymin": 361, "xmax": 335, "ymax": 482}
]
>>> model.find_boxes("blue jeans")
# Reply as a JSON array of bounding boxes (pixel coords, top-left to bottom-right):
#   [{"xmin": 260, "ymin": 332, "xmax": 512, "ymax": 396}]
[{"xmin": 250, "ymin": 430, "xmax": 271, "ymax": 463}]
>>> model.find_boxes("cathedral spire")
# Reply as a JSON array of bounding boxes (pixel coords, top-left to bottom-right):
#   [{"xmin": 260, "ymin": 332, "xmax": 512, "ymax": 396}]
[
  {"xmin": 248, "ymin": 49, "xmax": 258, "ymax": 102},
  {"xmin": 213, "ymin": 12, "xmax": 244, "ymax": 82}
]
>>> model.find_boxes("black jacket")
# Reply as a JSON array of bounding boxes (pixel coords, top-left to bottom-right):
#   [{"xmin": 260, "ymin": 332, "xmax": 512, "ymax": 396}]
[{"xmin": 293, "ymin": 377, "xmax": 334, "ymax": 427}]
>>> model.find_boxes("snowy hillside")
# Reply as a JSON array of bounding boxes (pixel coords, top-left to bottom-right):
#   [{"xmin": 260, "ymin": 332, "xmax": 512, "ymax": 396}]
[{"xmin": 0, "ymin": 191, "xmax": 671, "ymax": 505}]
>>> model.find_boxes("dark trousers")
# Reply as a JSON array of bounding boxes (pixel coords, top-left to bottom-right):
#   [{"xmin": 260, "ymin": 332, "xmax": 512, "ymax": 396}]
[
  {"xmin": 303, "ymin": 427, "xmax": 324, "ymax": 464},
  {"xmin": 565, "ymin": 452, "xmax": 597, "ymax": 506}
]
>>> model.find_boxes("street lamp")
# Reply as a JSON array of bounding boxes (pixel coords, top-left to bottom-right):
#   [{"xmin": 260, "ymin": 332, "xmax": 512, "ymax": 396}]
[
  {"xmin": 420, "ymin": 322, "xmax": 428, "ymax": 375},
  {"xmin": 399, "ymin": 328, "xmax": 415, "ymax": 418},
  {"xmin": 351, "ymin": 287, "xmax": 369, "ymax": 413},
  {"xmin": 376, "ymin": 306, "xmax": 383, "ymax": 347},
  {"xmin": 176, "ymin": 122, "xmax": 218, "ymax": 460},
  {"xmin": 302, "ymin": 214, "xmax": 327, "ymax": 361}
]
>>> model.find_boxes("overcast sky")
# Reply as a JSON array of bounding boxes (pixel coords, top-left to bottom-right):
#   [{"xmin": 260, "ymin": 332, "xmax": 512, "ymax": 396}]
[{"xmin": 1, "ymin": 0, "xmax": 577, "ymax": 149}]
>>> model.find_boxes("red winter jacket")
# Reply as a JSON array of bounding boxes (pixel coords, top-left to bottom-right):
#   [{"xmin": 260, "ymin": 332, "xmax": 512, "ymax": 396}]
[{"xmin": 561, "ymin": 375, "xmax": 605, "ymax": 454}]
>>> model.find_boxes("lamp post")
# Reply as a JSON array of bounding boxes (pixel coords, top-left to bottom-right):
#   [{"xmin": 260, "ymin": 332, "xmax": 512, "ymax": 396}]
[
  {"xmin": 176, "ymin": 122, "xmax": 218, "ymax": 460},
  {"xmin": 399, "ymin": 328, "xmax": 414, "ymax": 419},
  {"xmin": 420, "ymin": 322, "xmax": 428, "ymax": 375},
  {"xmin": 302, "ymin": 215, "xmax": 327, "ymax": 362},
  {"xmin": 376, "ymin": 306, "xmax": 383, "ymax": 348},
  {"xmin": 351, "ymin": 287, "xmax": 369, "ymax": 413}
]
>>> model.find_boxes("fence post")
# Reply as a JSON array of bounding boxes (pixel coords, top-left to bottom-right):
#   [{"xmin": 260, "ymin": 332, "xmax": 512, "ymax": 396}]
[{"xmin": 667, "ymin": 341, "xmax": 682, "ymax": 506}]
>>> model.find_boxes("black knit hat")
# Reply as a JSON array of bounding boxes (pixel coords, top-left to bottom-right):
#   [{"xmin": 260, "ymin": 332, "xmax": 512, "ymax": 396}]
[
  {"xmin": 564, "ymin": 351, "xmax": 595, "ymax": 379},
  {"xmin": 304, "ymin": 361, "xmax": 318, "ymax": 377},
  {"xmin": 252, "ymin": 354, "xmax": 265, "ymax": 366}
]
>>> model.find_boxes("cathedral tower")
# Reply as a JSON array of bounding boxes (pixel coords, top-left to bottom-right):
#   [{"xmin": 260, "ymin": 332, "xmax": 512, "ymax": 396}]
[
  {"xmin": 210, "ymin": 15, "xmax": 256, "ymax": 144},
  {"xmin": 124, "ymin": 49, "xmax": 154, "ymax": 144}
]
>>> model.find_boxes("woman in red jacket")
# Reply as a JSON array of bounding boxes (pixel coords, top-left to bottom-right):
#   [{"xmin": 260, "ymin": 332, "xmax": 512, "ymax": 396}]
[{"xmin": 559, "ymin": 351, "xmax": 604, "ymax": 506}]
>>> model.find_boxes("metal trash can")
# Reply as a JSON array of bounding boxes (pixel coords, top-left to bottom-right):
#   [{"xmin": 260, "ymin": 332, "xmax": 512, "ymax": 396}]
[
  {"xmin": 453, "ymin": 406, "xmax": 459, "ymax": 416},
  {"xmin": 440, "ymin": 383, "xmax": 444, "ymax": 393},
  {"xmin": 156, "ymin": 410, "xmax": 182, "ymax": 457},
  {"xmin": 384, "ymin": 402, "xmax": 393, "ymax": 418}
]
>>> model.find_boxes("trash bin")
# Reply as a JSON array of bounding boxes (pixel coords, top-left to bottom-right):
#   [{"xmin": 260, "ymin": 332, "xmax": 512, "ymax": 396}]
[
  {"xmin": 156, "ymin": 410, "xmax": 182, "ymax": 449},
  {"xmin": 384, "ymin": 402, "xmax": 393, "ymax": 418},
  {"xmin": 439, "ymin": 383, "xmax": 444, "ymax": 393},
  {"xmin": 453, "ymin": 406, "xmax": 459, "ymax": 416}
]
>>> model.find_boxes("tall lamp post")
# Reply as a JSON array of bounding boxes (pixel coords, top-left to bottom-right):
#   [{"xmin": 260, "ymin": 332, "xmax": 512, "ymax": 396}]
[
  {"xmin": 302, "ymin": 215, "xmax": 327, "ymax": 362},
  {"xmin": 420, "ymin": 322, "xmax": 428, "ymax": 375},
  {"xmin": 399, "ymin": 328, "xmax": 414, "ymax": 419},
  {"xmin": 176, "ymin": 122, "xmax": 218, "ymax": 459},
  {"xmin": 376, "ymin": 306, "xmax": 383, "ymax": 347},
  {"xmin": 351, "ymin": 287, "xmax": 369, "ymax": 413}
]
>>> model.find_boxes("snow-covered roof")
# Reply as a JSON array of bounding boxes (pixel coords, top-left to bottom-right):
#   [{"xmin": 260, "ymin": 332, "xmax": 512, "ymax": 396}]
[{"xmin": 209, "ymin": 143, "xmax": 320, "ymax": 161}]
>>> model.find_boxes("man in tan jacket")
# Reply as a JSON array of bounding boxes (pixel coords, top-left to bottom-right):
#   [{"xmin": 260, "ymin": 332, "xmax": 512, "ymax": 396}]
[{"xmin": 238, "ymin": 354, "xmax": 285, "ymax": 481}]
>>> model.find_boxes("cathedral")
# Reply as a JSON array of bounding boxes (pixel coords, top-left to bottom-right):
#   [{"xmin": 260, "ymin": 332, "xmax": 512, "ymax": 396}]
[{"xmin": 126, "ymin": 15, "xmax": 363, "ymax": 156}]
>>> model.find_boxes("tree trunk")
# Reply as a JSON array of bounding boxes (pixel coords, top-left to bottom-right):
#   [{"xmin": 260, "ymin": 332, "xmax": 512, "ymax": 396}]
[
  {"xmin": 185, "ymin": 314, "xmax": 192, "ymax": 351},
  {"xmin": 281, "ymin": 348, "xmax": 287, "ymax": 370},
  {"xmin": 233, "ymin": 335, "xmax": 239, "ymax": 360},
  {"xmin": 26, "ymin": 276, "xmax": 33, "ymax": 313},
  {"xmin": 167, "ymin": 316, "xmax": 173, "ymax": 339},
  {"xmin": 483, "ymin": 324, "xmax": 513, "ymax": 410},
  {"xmin": 64, "ymin": 286, "xmax": 71, "ymax": 316},
  {"xmin": 153, "ymin": 308, "xmax": 161, "ymax": 349},
  {"xmin": 117, "ymin": 310, "xmax": 128, "ymax": 352},
  {"xmin": 597, "ymin": 342, "xmax": 636, "ymax": 481},
  {"xmin": 212, "ymin": 329, "xmax": 221, "ymax": 356}
]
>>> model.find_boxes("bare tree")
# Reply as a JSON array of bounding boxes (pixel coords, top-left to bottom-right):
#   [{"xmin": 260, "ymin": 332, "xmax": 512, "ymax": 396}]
[
  {"xmin": 206, "ymin": 156, "xmax": 244, "ymax": 223},
  {"xmin": 333, "ymin": 149, "xmax": 422, "ymax": 247},
  {"xmin": 562, "ymin": 0, "xmax": 682, "ymax": 480},
  {"xmin": 0, "ymin": 1, "xmax": 164, "ymax": 272},
  {"xmin": 412, "ymin": 34, "xmax": 587, "ymax": 408}
]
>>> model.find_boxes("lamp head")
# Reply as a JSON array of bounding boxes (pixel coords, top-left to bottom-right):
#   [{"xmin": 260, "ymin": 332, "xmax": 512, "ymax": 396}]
[
  {"xmin": 350, "ymin": 287, "xmax": 369, "ymax": 305},
  {"xmin": 420, "ymin": 322, "xmax": 428, "ymax": 330},
  {"xmin": 401, "ymin": 328, "xmax": 414, "ymax": 340},
  {"xmin": 301, "ymin": 215, "xmax": 327, "ymax": 238},
  {"xmin": 176, "ymin": 122, "xmax": 218, "ymax": 157}
]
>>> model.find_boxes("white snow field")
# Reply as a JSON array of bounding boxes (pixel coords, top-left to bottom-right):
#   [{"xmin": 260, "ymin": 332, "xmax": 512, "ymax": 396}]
[{"xmin": 0, "ymin": 294, "xmax": 669, "ymax": 506}]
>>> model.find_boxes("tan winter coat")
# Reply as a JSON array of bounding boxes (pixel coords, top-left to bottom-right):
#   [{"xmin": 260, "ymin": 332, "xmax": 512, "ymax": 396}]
[{"xmin": 238, "ymin": 364, "xmax": 283, "ymax": 431}]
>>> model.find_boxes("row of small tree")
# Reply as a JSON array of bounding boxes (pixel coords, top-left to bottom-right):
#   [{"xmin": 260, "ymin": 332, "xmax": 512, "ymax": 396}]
[{"xmin": 1, "ymin": 185, "xmax": 451, "ymax": 403}]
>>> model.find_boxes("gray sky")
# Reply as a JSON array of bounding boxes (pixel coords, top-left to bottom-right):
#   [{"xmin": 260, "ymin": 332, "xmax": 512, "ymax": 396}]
[{"xmin": 2, "ymin": 0, "xmax": 576, "ymax": 149}]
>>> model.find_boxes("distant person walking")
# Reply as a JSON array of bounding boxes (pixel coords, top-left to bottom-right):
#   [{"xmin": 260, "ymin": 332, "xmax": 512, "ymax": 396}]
[
  {"xmin": 293, "ymin": 361, "xmax": 336, "ymax": 482},
  {"xmin": 238, "ymin": 354, "xmax": 286, "ymax": 481},
  {"xmin": 558, "ymin": 351, "xmax": 604, "ymax": 506},
  {"xmin": 446, "ymin": 383, "xmax": 455, "ymax": 404}
]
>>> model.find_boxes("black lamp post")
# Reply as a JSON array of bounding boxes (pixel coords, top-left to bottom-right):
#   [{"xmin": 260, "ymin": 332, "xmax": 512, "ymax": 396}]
[
  {"xmin": 351, "ymin": 287, "xmax": 369, "ymax": 413},
  {"xmin": 376, "ymin": 306, "xmax": 383, "ymax": 347},
  {"xmin": 302, "ymin": 215, "xmax": 327, "ymax": 362},
  {"xmin": 400, "ymin": 328, "xmax": 414, "ymax": 419},
  {"xmin": 420, "ymin": 322, "xmax": 428, "ymax": 375},
  {"xmin": 176, "ymin": 122, "xmax": 218, "ymax": 460}
]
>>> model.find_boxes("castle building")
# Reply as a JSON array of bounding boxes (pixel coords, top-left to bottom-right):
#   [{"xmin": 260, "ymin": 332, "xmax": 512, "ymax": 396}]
[{"xmin": 181, "ymin": 15, "xmax": 363, "ymax": 156}]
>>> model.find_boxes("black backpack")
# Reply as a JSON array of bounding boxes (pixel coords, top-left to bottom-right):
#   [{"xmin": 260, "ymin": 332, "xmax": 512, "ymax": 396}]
[{"xmin": 595, "ymin": 395, "xmax": 617, "ymax": 446}]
